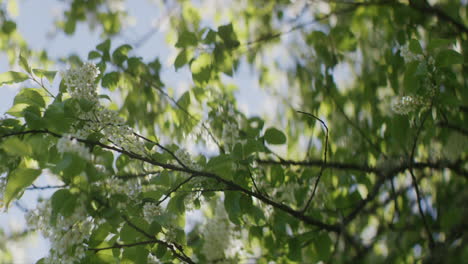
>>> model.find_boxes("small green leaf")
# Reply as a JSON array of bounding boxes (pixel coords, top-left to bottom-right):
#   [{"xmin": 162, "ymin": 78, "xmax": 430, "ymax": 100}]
[
  {"xmin": 32, "ymin": 69, "xmax": 57, "ymax": 83},
  {"xmin": 23, "ymin": 106, "xmax": 43, "ymax": 129},
  {"xmin": 97, "ymin": 39, "xmax": 111, "ymax": 61},
  {"xmin": 88, "ymin": 223, "xmax": 113, "ymax": 248},
  {"xmin": 112, "ymin": 44, "xmax": 132, "ymax": 66},
  {"xmin": 409, "ymin": 39, "xmax": 423, "ymax": 54},
  {"xmin": 1, "ymin": 137, "xmax": 32, "ymax": 156},
  {"xmin": 51, "ymin": 189, "xmax": 77, "ymax": 218},
  {"xmin": 4, "ymin": 167, "xmax": 41, "ymax": 207},
  {"xmin": 98, "ymin": 94, "xmax": 112, "ymax": 101},
  {"xmin": 436, "ymin": 49, "xmax": 464, "ymax": 67},
  {"xmin": 177, "ymin": 91, "xmax": 191, "ymax": 109},
  {"xmin": 287, "ymin": 237, "xmax": 302, "ymax": 261},
  {"xmin": 218, "ymin": 23, "xmax": 240, "ymax": 49},
  {"xmin": 13, "ymin": 88, "xmax": 46, "ymax": 108},
  {"xmin": 174, "ymin": 49, "xmax": 188, "ymax": 70},
  {"xmin": 19, "ymin": 54, "xmax": 32, "ymax": 74},
  {"xmin": 88, "ymin": 50, "xmax": 102, "ymax": 60},
  {"xmin": 97, "ymin": 39, "xmax": 111, "ymax": 53},
  {"xmin": 203, "ymin": 29, "xmax": 217, "ymax": 44},
  {"xmin": 0, "ymin": 71, "xmax": 29, "ymax": 86},
  {"xmin": 175, "ymin": 30, "xmax": 198, "ymax": 48},
  {"xmin": 224, "ymin": 192, "xmax": 242, "ymax": 225},
  {"xmin": 120, "ymin": 223, "xmax": 140, "ymax": 242},
  {"xmin": 2, "ymin": 20, "xmax": 16, "ymax": 34},
  {"xmin": 190, "ymin": 53, "xmax": 212, "ymax": 83},
  {"xmin": 101, "ymin": 72, "xmax": 120, "ymax": 90},
  {"xmin": 264, "ymin": 127, "xmax": 286, "ymax": 145}
]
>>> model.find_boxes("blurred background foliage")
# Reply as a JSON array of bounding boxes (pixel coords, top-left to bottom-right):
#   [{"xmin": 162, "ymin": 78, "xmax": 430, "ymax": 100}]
[{"xmin": 0, "ymin": 0, "xmax": 467, "ymax": 263}]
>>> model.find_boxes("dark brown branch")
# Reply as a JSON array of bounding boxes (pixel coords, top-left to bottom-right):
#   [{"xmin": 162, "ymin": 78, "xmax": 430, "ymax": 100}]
[
  {"xmin": 298, "ymin": 111, "xmax": 329, "ymax": 212},
  {"xmin": 437, "ymin": 121, "xmax": 468, "ymax": 137},
  {"xmin": 1, "ymin": 129, "xmax": 340, "ymax": 233},
  {"xmin": 89, "ymin": 240, "xmax": 161, "ymax": 252},
  {"xmin": 256, "ymin": 158, "xmax": 377, "ymax": 173},
  {"xmin": 408, "ymin": 107, "xmax": 435, "ymax": 249},
  {"xmin": 154, "ymin": 175, "xmax": 196, "ymax": 206},
  {"xmin": 26, "ymin": 184, "xmax": 67, "ymax": 190},
  {"xmin": 114, "ymin": 171, "xmax": 162, "ymax": 180}
]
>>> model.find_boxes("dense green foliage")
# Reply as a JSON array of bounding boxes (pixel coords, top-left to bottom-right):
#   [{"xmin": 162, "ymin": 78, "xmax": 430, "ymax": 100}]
[{"xmin": 1, "ymin": 0, "xmax": 467, "ymax": 263}]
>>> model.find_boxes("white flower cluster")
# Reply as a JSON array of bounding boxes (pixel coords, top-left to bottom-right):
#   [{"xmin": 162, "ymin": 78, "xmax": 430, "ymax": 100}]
[
  {"xmin": 391, "ymin": 95, "xmax": 424, "ymax": 115},
  {"xmin": 25, "ymin": 197, "xmax": 93, "ymax": 263},
  {"xmin": 96, "ymin": 177, "xmax": 142, "ymax": 199},
  {"xmin": 143, "ymin": 203, "xmax": 162, "ymax": 223},
  {"xmin": 62, "ymin": 62, "xmax": 100, "ymax": 103},
  {"xmin": 399, "ymin": 44, "xmax": 424, "ymax": 63},
  {"xmin": 57, "ymin": 134, "xmax": 92, "ymax": 160},
  {"xmin": 61, "ymin": 63, "xmax": 147, "ymax": 155},
  {"xmin": 174, "ymin": 148, "xmax": 201, "ymax": 170},
  {"xmin": 147, "ymin": 254, "xmax": 160, "ymax": 264},
  {"xmin": 202, "ymin": 202, "xmax": 234, "ymax": 263},
  {"xmin": 222, "ymin": 121, "xmax": 239, "ymax": 151}
]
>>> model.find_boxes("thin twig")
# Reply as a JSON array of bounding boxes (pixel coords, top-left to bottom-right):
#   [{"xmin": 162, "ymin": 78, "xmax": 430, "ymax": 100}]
[
  {"xmin": 298, "ymin": 111, "xmax": 329, "ymax": 212},
  {"xmin": 408, "ymin": 107, "xmax": 435, "ymax": 249}
]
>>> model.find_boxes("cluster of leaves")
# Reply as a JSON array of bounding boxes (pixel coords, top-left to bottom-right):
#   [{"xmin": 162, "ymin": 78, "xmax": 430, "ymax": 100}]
[{"xmin": 1, "ymin": 0, "xmax": 468, "ymax": 263}]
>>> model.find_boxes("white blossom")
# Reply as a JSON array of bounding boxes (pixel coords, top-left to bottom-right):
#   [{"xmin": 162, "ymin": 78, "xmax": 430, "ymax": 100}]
[
  {"xmin": 61, "ymin": 62, "xmax": 100, "ymax": 103},
  {"xmin": 399, "ymin": 45, "xmax": 424, "ymax": 63},
  {"xmin": 143, "ymin": 203, "xmax": 162, "ymax": 223},
  {"xmin": 57, "ymin": 134, "xmax": 92, "ymax": 160},
  {"xmin": 60, "ymin": 63, "xmax": 147, "ymax": 156},
  {"xmin": 201, "ymin": 202, "xmax": 238, "ymax": 263},
  {"xmin": 391, "ymin": 95, "xmax": 424, "ymax": 115},
  {"xmin": 25, "ymin": 197, "xmax": 93, "ymax": 263}
]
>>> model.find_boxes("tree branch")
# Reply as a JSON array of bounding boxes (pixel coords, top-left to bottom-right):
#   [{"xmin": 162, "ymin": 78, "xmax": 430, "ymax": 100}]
[{"xmin": 298, "ymin": 111, "xmax": 329, "ymax": 212}]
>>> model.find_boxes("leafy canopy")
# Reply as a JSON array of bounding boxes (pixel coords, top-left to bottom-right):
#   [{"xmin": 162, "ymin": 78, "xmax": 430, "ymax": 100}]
[{"xmin": 0, "ymin": 0, "xmax": 467, "ymax": 263}]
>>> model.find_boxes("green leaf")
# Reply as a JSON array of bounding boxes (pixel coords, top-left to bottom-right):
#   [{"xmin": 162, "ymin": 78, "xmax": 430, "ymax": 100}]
[
  {"xmin": 1, "ymin": 137, "xmax": 32, "ymax": 156},
  {"xmin": 98, "ymin": 94, "xmax": 112, "ymax": 101},
  {"xmin": 4, "ymin": 167, "xmax": 41, "ymax": 207},
  {"xmin": 88, "ymin": 50, "xmax": 102, "ymax": 60},
  {"xmin": 2, "ymin": 20, "xmax": 16, "ymax": 34},
  {"xmin": 203, "ymin": 29, "xmax": 217, "ymax": 44},
  {"xmin": 13, "ymin": 88, "xmax": 46, "ymax": 108},
  {"xmin": 271, "ymin": 165, "xmax": 285, "ymax": 185},
  {"xmin": 174, "ymin": 49, "xmax": 188, "ymax": 70},
  {"xmin": 19, "ymin": 54, "xmax": 32, "ymax": 74},
  {"xmin": 409, "ymin": 39, "xmax": 423, "ymax": 54},
  {"xmin": 287, "ymin": 237, "xmax": 302, "ymax": 261},
  {"xmin": 44, "ymin": 102, "xmax": 73, "ymax": 133},
  {"xmin": 6, "ymin": 103, "xmax": 29, "ymax": 117},
  {"xmin": 264, "ymin": 127, "xmax": 286, "ymax": 145},
  {"xmin": 436, "ymin": 49, "xmax": 464, "ymax": 67},
  {"xmin": 88, "ymin": 223, "xmax": 113, "ymax": 248},
  {"xmin": 97, "ymin": 39, "xmax": 112, "ymax": 53},
  {"xmin": 101, "ymin": 72, "xmax": 120, "ymax": 90},
  {"xmin": 0, "ymin": 71, "xmax": 29, "ymax": 86},
  {"xmin": 218, "ymin": 23, "xmax": 240, "ymax": 49},
  {"xmin": 120, "ymin": 223, "xmax": 141, "ymax": 243},
  {"xmin": 32, "ymin": 69, "xmax": 57, "ymax": 83},
  {"xmin": 175, "ymin": 30, "xmax": 198, "ymax": 48},
  {"xmin": 190, "ymin": 53, "xmax": 212, "ymax": 83},
  {"xmin": 51, "ymin": 189, "xmax": 77, "ymax": 218},
  {"xmin": 177, "ymin": 91, "xmax": 191, "ymax": 109},
  {"xmin": 23, "ymin": 106, "xmax": 43, "ymax": 129},
  {"xmin": 97, "ymin": 39, "xmax": 111, "ymax": 61},
  {"xmin": 112, "ymin": 44, "xmax": 132, "ymax": 66},
  {"xmin": 427, "ymin": 38, "xmax": 454, "ymax": 51},
  {"xmin": 224, "ymin": 192, "xmax": 242, "ymax": 225},
  {"xmin": 206, "ymin": 154, "xmax": 234, "ymax": 179}
]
